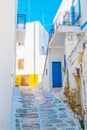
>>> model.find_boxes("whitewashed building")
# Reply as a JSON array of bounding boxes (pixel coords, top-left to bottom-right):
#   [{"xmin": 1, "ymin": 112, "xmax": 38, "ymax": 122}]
[
  {"xmin": 42, "ymin": 30, "xmax": 65, "ymax": 90},
  {"xmin": 16, "ymin": 21, "xmax": 49, "ymax": 86},
  {"xmin": 43, "ymin": 0, "xmax": 87, "ymax": 129},
  {"xmin": 0, "ymin": 0, "xmax": 16, "ymax": 130}
]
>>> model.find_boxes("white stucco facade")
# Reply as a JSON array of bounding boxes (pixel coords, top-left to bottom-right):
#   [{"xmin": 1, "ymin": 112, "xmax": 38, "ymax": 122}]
[
  {"xmin": 43, "ymin": 0, "xmax": 87, "ymax": 129},
  {"xmin": 0, "ymin": 0, "xmax": 16, "ymax": 130},
  {"xmin": 16, "ymin": 21, "xmax": 49, "ymax": 85},
  {"xmin": 43, "ymin": 30, "xmax": 65, "ymax": 90},
  {"xmin": 48, "ymin": 0, "xmax": 87, "ymax": 129}
]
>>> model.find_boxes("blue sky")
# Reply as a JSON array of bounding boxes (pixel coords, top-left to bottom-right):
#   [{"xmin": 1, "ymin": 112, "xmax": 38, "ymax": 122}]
[{"xmin": 18, "ymin": 0, "xmax": 62, "ymax": 32}]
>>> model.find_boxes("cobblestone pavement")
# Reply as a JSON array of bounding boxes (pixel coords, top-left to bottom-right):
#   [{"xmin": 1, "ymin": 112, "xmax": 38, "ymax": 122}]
[{"xmin": 11, "ymin": 87, "xmax": 81, "ymax": 130}]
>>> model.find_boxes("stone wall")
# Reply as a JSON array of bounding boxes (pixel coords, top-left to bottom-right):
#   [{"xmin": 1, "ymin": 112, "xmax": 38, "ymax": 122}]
[{"xmin": 64, "ymin": 30, "xmax": 87, "ymax": 121}]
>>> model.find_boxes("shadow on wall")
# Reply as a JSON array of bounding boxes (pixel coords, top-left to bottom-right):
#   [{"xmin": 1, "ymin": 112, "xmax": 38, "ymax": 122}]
[{"xmin": 16, "ymin": 28, "xmax": 26, "ymax": 43}]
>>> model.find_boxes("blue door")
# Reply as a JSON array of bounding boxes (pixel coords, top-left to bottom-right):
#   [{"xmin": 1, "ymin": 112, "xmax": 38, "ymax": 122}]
[{"xmin": 52, "ymin": 62, "xmax": 62, "ymax": 88}]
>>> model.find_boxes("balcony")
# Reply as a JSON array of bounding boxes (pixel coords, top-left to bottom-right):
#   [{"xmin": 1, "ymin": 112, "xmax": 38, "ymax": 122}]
[
  {"xmin": 49, "ymin": 12, "xmax": 81, "ymax": 42},
  {"xmin": 16, "ymin": 14, "xmax": 26, "ymax": 43},
  {"xmin": 17, "ymin": 14, "xmax": 26, "ymax": 30},
  {"xmin": 62, "ymin": 12, "xmax": 80, "ymax": 26}
]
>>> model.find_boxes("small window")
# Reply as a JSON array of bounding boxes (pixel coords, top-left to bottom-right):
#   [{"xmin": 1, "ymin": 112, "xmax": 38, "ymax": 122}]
[
  {"xmin": 18, "ymin": 59, "xmax": 24, "ymax": 70},
  {"xmin": 18, "ymin": 42, "xmax": 24, "ymax": 46},
  {"xmin": 41, "ymin": 46, "xmax": 45, "ymax": 55}
]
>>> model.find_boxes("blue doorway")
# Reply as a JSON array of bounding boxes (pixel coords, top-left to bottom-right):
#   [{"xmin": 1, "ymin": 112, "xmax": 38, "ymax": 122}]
[{"xmin": 52, "ymin": 62, "xmax": 62, "ymax": 88}]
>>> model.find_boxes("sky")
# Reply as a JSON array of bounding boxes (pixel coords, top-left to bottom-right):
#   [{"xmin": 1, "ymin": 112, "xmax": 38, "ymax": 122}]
[{"xmin": 18, "ymin": 0, "xmax": 62, "ymax": 32}]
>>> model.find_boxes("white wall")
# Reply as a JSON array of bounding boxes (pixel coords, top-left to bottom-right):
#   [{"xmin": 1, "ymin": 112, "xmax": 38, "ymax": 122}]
[
  {"xmin": 80, "ymin": 0, "xmax": 87, "ymax": 26},
  {"xmin": 82, "ymin": 49, "xmax": 87, "ymax": 110},
  {"xmin": 16, "ymin": 21, "xmax": 49, "ymax": 83},
  {"xmin": 53, "ymin": 0, "xmax": 72, "ymax": 24},
  {"xmin": 42, "ymin": 55, "xmax": 50, "ymax": 91},
  {"xmin": 0, "ymin": 0, "xmax": 16, "ymax": 130},
  {"xmin": 65, "ymin": 32, "xmax": 78, "ymax": 59},
  {"xmin": 64, "ymin": 27, "xmax": 87, "ymax": 121}
]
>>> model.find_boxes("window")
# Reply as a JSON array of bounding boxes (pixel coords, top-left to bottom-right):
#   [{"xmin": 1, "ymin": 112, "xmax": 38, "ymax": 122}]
[
  {"xmin": 41, "ymin": 46, "xmax": 45, "ymax": 55},
  {"xmin": 18, "ymin": 59, "xmax": 24, "ymax": 70},
  {"xmin": 18, "ymin": 42, "xmax": 24, "ymax": 46}
]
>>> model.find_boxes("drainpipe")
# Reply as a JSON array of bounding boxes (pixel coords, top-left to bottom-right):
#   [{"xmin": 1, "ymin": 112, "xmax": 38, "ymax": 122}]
[
  {"xmin": 78, "ymin": 0, "xmax": 81, "ymax": 16},
  {"xmin": 34, "ymin": 22, "xmax": 36, "ymax": 82},
  {"xmin": 71, "ymin": 0, "xmax": 75, "ymax": 25},
  {"xmin": 84, "ymin": 111, "xmax": 87, "ymax": 130}
]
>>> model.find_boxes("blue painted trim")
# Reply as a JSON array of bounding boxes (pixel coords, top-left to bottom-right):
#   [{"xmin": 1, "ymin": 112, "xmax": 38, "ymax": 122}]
[
  {"xmin": 70, "ymin": 0, "xmax": 81, "ymax": 25},
  {"xmin": 74, "ymin": 14, "xmax": 80, "ymax": 25},
  {"xmin": 71, "ymin": 5, "xmax": 75, "ymax": 25},
  {"xmin": 81, "ymin": 21, "xmax": 87, "ymax": 30},
  {"xmin": 64, "ymin": 55, "xmax": 66, "ymax": 67},
  {"xmin": 78, "ymin": 0, "xmax": 81, "ymax": 16},
  {"xmin": 74, "ymin": 0, "xmax": 81, "ymax": 24}
]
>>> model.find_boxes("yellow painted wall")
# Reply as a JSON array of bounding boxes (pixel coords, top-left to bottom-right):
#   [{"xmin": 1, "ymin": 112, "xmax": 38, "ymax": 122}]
[
  {"xmin": 74, "ymin": 76, "xmax": 80, "ymax": 86},
  {"xmin": 15, "ymin": 75, "xmax": 21, "ymax": 86},
  {"xmin": 29, "ymin": 74, "xmax": 38, "ymax": 87},
  {"xmin": 15, "ymin": 74, "xmax": 38, "ymax": 87}
]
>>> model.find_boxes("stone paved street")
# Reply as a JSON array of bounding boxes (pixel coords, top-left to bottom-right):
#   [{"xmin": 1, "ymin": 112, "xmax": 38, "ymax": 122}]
[{"xmin": 11, "ymin": 87, "xmax": 81, "ymax": 130}]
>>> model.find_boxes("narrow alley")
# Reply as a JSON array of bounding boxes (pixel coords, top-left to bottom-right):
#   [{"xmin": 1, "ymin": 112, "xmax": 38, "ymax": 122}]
[
  {"xmin": 1, "ymin": 0, "xmax": 87, "ymax": 129},
  {"xmin": 11, "ymin": 86, "xmax": 80, "ymax": 130}
]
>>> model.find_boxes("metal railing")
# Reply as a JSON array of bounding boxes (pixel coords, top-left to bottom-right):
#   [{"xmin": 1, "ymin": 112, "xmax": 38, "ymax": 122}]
[
  {"xmin": 49, "ymin": 12, "xmax": 80, "ymax": 42},
  {"xmin": 62, "ymin": 12, "xmax": 80, "ymax": 26},
  {"xmin": 17, "ymin": 14, "xmax": 26, "ymax": 29}
]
